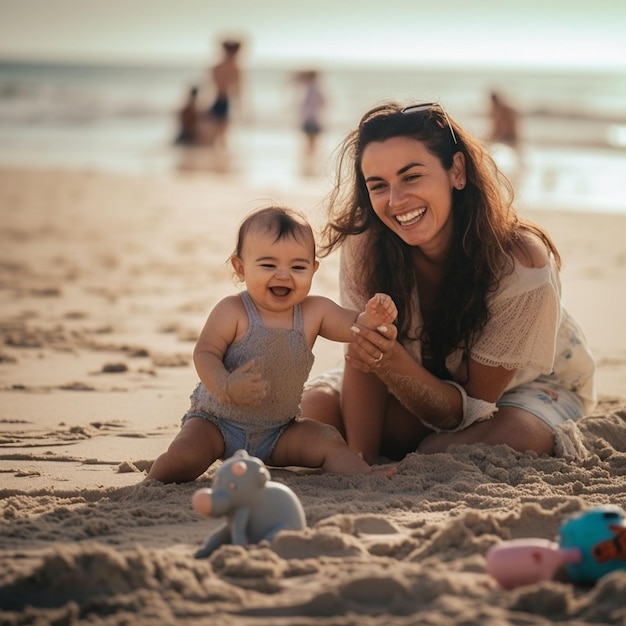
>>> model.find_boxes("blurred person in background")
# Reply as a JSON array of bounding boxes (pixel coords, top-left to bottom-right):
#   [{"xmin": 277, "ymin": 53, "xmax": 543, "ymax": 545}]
[
  {"xmin": 296, "ymin": 69, "xmax": 326, "ymax": 175},
  {"xmin": 174, "ymin": 86, "xmax": 200, "ymax": 146},
  {"xmin": 488, "ymin": 91, "xmax": 522, "ymax": 185},
  {"xmin": 489, "ymin": 91, "xmax": 519, "ymax": 148},
  {"xmin": 201, "ymin": 39, "xmax": 243, "ymax": 153}
]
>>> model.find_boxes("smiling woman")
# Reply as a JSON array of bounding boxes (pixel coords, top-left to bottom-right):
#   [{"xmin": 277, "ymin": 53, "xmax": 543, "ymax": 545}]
[{"xmin": 301, "ymin": 100, "xmax": 597, "ymax": 463}]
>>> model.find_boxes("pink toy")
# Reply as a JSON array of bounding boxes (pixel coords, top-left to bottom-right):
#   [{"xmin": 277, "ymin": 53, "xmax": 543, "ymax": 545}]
[
  {"xmin": 486, "ymin": 505, "xmax": 626, "ymax": 588},
  {"xmin": 486, "ymin": 538, "xmax": 580, "ymax": 589}
]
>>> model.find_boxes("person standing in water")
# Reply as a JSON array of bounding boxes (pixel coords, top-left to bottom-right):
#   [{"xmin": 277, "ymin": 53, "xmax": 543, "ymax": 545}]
[
  {"xmin": 488, "ymin": 91, "xmax": 519, "ymax": 148},
  {"xmin": 203, "ymin": 39, "xmax": 243, "ymax": 151},
  {"xmin": 297, "ymin": 69, "xmax": 325, "ymax": 175}
]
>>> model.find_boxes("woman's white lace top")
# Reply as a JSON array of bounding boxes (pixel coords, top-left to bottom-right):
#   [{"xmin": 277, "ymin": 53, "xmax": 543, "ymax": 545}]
[{"xmin": 339, "ymin": 233, "xmax": 596, "ymax": 412}]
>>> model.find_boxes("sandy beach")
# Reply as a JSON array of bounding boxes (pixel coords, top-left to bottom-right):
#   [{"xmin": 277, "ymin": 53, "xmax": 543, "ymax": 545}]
[{"xmin": 1, "ymin": 164, "xmax": 625, "ymax": 624}]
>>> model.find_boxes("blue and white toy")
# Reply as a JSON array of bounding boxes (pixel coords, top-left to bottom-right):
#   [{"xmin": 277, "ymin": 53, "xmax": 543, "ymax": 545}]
[
  {"xmin": 192, "ymin": 449, "xmax": 306, "ymax": 558},
  {"xmin": 558, "ymin": 504, "xmax": 626, "ymax": 584}
]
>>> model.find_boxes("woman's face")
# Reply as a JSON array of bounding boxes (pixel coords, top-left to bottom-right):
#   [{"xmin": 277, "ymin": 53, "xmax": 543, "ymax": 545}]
[{"xmin": 361, "ymin": 136, "xmax": 465, "ymax": 260}]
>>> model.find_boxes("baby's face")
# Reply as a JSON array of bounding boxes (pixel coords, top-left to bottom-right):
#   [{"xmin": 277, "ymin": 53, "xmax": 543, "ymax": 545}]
[{"xmin": 232, "ymin": 230, "xmax": 319, "ymax": 314}]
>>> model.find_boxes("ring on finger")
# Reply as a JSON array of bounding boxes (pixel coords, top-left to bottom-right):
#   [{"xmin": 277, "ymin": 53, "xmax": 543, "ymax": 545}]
[{"xmin": 374, "ymin": 352, "xmax": 383, "ymax": 363}]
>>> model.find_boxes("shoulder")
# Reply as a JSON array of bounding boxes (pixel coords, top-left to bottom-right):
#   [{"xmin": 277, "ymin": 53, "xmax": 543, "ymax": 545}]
[
  {"xmin": 196, "ymin": 294, "xmax": 246, "ymax": 346},
  {"xmin": 340, "ymin": 232, "xmax": 370, "ymax": 272},
  {"xmin": 220, "ymin": 293, "xmax": 244, "ymax": 306},
  {"xmin": 210, "ymin": 293, "xmax": 245, "ymax": 317},
  {"xmin": 300, "ymin": 294, "xmax": 335, "ymax": 313},
  {"xmin": 512, "ymin": 230, "xmax": 551, "ymax": 269},
  {"xmin": 492, "ymin": 232, "xmax": 560, "ymax": 302}
]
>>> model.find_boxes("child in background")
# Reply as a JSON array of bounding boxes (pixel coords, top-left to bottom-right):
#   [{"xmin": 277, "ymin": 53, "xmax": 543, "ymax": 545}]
[
  {"xmin": 174, "ymin": 86, "xmax": 199, "ymax": 145},
  {"xmin": 147, "ymin": 206, "xmax": 397, "ymax": 483},
  {"xmin": 297, "ymin": 70, "xmax": 325, "ymax": 173}
]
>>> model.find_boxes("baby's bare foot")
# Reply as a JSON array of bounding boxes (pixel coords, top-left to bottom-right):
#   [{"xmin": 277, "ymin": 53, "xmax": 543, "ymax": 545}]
[
  {"xmin": 372, "ymin": 465, "xmax": 397, "ymax": 478},
  {"xmin": 367, "ymin": 293, "xmax": 398, "ymax": 325}
]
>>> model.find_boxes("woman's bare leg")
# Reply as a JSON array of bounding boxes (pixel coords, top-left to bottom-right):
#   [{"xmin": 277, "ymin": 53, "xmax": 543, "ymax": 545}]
[
  {"xmin": 301, "ymin": 387, "xmax": 435, "ymax": 461},
  {"xmin": 146, "ymin": 418, "xmax": 225, "ymax": 483},
  {"xmin": 379, "ymin": 394, "xmax": 433, "ymax": 460},
  {"xmin": 417, "ymin": 406, "xmax": 555, "ymax": 455}
]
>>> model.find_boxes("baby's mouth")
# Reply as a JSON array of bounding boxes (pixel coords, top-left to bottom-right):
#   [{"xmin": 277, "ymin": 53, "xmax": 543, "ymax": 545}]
[
  {"xmin": 270, "ymin": 286, "xmax": 291, "ymax": 297},
  {"xmin": 395, "ymin": 207, "xmax": 426, "ymax": 226}
]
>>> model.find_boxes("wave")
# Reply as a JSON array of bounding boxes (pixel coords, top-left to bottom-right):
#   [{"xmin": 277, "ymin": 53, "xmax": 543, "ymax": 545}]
[{"xmin": 2, "ymin": 59, "xmax": 625, "ymax": 130}]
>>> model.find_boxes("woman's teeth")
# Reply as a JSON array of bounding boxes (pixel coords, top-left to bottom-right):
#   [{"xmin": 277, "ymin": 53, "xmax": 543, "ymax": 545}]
[{"xmin": 396, "ymin": 208, "xmax": 426, "ymax": 225}]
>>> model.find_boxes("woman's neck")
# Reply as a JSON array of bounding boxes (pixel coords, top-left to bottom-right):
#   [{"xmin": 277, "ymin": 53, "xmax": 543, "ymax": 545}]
[{"xmin": 412, "ymin": 245, "xmax": 447, "ymax": 274}]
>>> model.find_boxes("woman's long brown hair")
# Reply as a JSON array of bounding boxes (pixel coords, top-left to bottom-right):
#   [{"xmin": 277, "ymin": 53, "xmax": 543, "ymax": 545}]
[{"xmin": 319, "ymin": 102, "xmax": 560, "ymax": 377}]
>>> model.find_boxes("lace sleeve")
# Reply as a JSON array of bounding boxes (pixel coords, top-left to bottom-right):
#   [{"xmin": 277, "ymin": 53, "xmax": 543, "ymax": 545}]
[
  {"xmin": 339, "ymin": 234, "xmax": 368, "ymax": 311},
  {"xmin": 471, "ymin": 265, "xmax": 560, "ymax": 373}
]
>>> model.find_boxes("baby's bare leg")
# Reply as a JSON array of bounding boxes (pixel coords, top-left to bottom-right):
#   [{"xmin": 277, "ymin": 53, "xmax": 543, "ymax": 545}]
[
  {"xmin": 270, "ymin": 418, "xmax": 395, "ymax": 476},
  {"xmin": 146, "ymin": 418, "xmax": 224, "ymax": 483},
  {"xmin": 363, "ymin": 293, "xmax": 397, "ymax": 328}
]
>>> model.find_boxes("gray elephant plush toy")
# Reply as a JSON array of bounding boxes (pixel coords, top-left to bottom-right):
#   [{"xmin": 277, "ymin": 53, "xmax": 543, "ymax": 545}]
[{"xmin": 192, "ymin": 449, "xmax": 306, "ymax": 558}]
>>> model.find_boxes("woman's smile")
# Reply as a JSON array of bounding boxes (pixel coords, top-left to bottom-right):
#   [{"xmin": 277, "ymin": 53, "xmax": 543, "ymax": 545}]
[{"xmin": 395, "ymin": 207, "xmax": 427, "ymax": 226}]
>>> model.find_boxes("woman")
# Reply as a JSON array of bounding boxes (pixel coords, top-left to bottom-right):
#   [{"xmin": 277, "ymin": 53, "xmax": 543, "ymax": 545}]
[{"xmin": 302, "ymin": 102, "xmax": 596, "ymax": 462}]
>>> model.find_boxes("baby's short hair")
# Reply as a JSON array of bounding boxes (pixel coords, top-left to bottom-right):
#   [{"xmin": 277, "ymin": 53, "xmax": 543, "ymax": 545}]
[{"xmin": 233, "ymin": 206, "xmax": 316, "ymax": 258}]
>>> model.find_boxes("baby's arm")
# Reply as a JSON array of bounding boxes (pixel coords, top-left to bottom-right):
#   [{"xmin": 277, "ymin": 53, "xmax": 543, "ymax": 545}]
[
  {"xmin": 194, "ymin": 296, "xmax": 268, "ymax": 407},
  {"xmin": 357, "ymin": 293, "xmax": 397, "ymax": 330},
  {"xmin": 313, "ymin": 293, "xmax": 397, "ymax": 344}
]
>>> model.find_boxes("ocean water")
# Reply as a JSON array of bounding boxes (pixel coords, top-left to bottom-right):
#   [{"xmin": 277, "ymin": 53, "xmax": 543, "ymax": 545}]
[{"xmin": 1, "ymin": 59, "xmax": 625, "ymax": 213}]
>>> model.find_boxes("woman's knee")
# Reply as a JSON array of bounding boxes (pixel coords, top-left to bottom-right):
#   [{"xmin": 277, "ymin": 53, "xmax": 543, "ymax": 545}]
[
  {"xmin": 301, "ymin": 385, "xmax": 343, "ymax": 431},
  {"xmin": 487, "ymin": 407, "xmax": 555, "ymax": 454}
]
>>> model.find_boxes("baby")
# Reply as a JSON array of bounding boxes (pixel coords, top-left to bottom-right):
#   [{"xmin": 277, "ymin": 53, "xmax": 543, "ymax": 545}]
[{"xmin": 147, "ymin": 206, "xmax": 397, "ymax": 482}]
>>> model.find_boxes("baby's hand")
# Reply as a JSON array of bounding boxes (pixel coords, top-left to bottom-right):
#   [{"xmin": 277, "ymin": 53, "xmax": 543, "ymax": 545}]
[
  {"xmin": 364, "ymin": 293, "xmax": 397, "ymax": 326},
  {"xmin": 224, "ymin": 360, "xmax": 268, "ymax": 407}
]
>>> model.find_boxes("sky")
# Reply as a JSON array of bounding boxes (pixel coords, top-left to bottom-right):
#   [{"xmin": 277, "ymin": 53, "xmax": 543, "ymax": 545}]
[{"xmin": 0, "ymin": 0, "xmax": 625, "ymax": 70}]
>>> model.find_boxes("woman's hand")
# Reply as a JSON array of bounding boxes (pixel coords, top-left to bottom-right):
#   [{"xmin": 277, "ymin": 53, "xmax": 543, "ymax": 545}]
[{"xmin": 345, "ymin": 322, "xmax": 398, "ymax": 373}]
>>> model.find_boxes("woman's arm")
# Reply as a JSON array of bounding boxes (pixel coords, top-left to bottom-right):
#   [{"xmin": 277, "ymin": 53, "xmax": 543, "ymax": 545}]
[
  {"xmin": 347, "ymin": 324, "xmax": 516, "ymax": 431},
  {"xmin": 372, "ymin": 336, "xmax": 465, "ymax": 430}
]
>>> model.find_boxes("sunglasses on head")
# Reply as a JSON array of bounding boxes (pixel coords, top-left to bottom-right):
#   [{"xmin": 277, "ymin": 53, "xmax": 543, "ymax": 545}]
[{"xmin": 401, "ymin": 103, "xmax": 458, "ymax": 146}]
